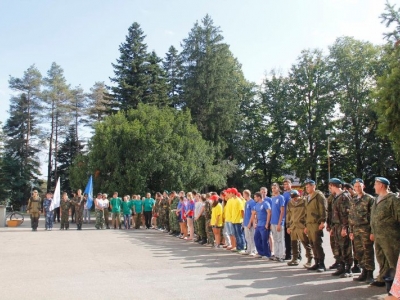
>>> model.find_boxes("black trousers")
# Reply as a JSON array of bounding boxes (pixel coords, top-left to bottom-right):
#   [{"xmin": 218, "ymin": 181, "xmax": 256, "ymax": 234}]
[{"xmin": 144, "ymin": 211, "xmax": 152, "ymax": 229}]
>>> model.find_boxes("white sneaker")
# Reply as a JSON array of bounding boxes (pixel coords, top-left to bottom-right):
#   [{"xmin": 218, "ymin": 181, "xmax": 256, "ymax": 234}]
[{"xmin": 239, "ymin": 250, "xmax": 250, "ymax": 255}]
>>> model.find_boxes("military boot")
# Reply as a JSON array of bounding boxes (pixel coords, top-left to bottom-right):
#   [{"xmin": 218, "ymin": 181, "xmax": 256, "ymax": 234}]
[
  {"xmin": 317, "ymin": 260, "xmax": 326, "ymax": 272},
  {"xmin": 303, "ymin": 257, "xmax": 313, "ymax": 268},
  {"xmin": 340, "ymin": 264, "xmax": 353, "ymax": 278},
  {"xmin": 351, "ymin": 260, "xmax": 361, "ymax": 274},
  {"xmin": 353, "ymin": 269, "xmax": 367, "ymax": 281},
  {"xmin": 288, "ymin": 241, "xmax": 300, "ymax": 266},
  {"xmin": 332, "ymin": 263, "xmax": 345, "ymax": 276},
  {"xmin": 307, "ymin": 259, "xmax": 319, "ymax": 271},
  {"xmin": 287, "ymin": 258, "xmax": 300, "ymax": 266},
  {"xmin": 329, "ymin": 260, "xmax": 340, "ymax": 270},
  {"xmin": 365, "ymin": 270, "xmax": 374, "ymax": 284}
]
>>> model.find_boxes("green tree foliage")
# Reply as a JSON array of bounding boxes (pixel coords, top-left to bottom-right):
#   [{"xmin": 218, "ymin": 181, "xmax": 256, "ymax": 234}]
[
  {"xmin": 85, "ymin": 81, "xmax": 112, "ymax": 129},
  {"xmin": 180, "ymin": 15, "xmax": 249, "ymax": 160},
  {"xmin": 42, "ymin": 62, "xmax": 72, "ymax": 190},
  {"xmin": 3, "ymin": 93, "xmax": 42, "ymax": 207},
  {"xmin": 57, "ymin": 125, "xmax": 84, "ymax": 192},
  {"xmin": 288, "ymin": 49, "xmax": 335, "ymax": 181},
  {"xmin": 75, "ymin": 104, "xmax": 233, "ymax": 194},
  {"xmin": 163, "ymin": 45, "xmax": 183, "ymax": 108},
  {"xmin": 109, "ymin": 22, "xmax": 168, "ymax": 111}
]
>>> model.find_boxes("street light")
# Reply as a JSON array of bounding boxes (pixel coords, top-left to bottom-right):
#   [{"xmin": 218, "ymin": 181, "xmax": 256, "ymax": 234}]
[{"xmin": 325, "ymin": 129, "xmax": 331, "ymax": 182}]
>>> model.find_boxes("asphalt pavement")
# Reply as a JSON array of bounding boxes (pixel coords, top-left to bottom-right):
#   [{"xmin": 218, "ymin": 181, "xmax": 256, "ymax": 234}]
[{"xmin": 0, "ymin": 217, "xmax": 388, "ymax": 300}]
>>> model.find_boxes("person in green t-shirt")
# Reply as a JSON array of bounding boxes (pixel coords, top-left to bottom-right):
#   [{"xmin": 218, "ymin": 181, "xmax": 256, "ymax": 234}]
[
  {"xmin": 121, "ymin": 196, "xmax": 133, "ymax": 229},
  {"xmin": 110, "ymin": 192, "xmax": 122, "ymax": 229},
  {"xmin": 143, "ymin": 193, "xmax": 155, "ymax": 229},
  {"xmin": 133, "ymin": 195, "xmax": 143, "ymax": 229}
]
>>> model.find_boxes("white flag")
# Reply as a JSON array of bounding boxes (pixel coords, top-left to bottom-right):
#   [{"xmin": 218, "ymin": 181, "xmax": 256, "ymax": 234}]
[{"xmin": 50, "ymin": 177, "xmax": 61, "ymax": 211}]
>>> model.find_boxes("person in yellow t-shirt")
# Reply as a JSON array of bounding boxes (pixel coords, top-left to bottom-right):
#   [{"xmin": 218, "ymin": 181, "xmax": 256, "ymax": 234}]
[
  {"xmin": 230, "ymin": 189, "xmax": 245, "ymax": 252},
  {"xmin": 210, "ymin": 195, "xmax": 223, "ymax": 249},
  {"xmin": 224, "ymin": 190, "xmax": 236, "ymax": 250}
]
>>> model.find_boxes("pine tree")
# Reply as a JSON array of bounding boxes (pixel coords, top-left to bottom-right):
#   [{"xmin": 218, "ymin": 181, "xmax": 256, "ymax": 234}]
[
  {"xmin": 180, "ymin": 15, "xmax": 249, "ymax": 160},
  {"xmin": 163, "ymin": 46, "xmax": 183, "ymax": 108},
  {"xmin": 109, "ymin": 22, "xmax": 168, "ymax": 111},
  {"xmin": 57, "ymin": 125, "xmax": 84, "ymax": 192},
  {"xmin": 42, "ymin": 62, "xmax": 72, "ymax": 191},
  {"xmin": 69, "ymin": 85, "xmax": 87, "ymax": 146},
  {"xmin": 85, "ymin": 81, "xmax": 112, "ymax": 129}
]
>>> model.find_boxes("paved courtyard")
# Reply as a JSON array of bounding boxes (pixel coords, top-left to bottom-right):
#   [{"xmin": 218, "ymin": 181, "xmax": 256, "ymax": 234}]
[{"xmin": 0, "ymin": 217, "xmax": 388, "ymax": 300}]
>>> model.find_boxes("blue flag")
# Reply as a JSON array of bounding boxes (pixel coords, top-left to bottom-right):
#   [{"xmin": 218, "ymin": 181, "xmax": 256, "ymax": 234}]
[{"xmin": 84, "ymin": 175, "xmax": 93, "ymax": 209}]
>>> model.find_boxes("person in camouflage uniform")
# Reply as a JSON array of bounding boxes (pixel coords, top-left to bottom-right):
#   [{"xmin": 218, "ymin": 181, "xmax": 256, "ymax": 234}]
[
  {"xmin": 27, "ymin": 190, "xmax": 41, "ymax": 231},
  {"xmin": 204, "ymin": 193, "xmax": 214, "ymax": 245},
  {"xmin": 348, "ymin": 178, "xmax": 375, "ymax": 283},
  {"xmin": 71, "ymin": 189, "xmax": 86, "ymax": 230},
  {"xmin": 153, "ymin": 192, "xmax": 162, "ymax": 229},
  {"xmin": 326, "ymin": 189, "xmax": 341, "ymax": 270},
  {"xmin": 60, "ymin": 192, "xmax": 71, "ymax": 230},
  {"xmin": 94, "ymin": 193, "xmax": 105, "ymax": 229},
  {"xmin": 329, "ymin": 178, "xmax": 353, "ymax": 278},
  {"xmin": 159, "ymin": 191, "xmax": 170, "ymax": 232},
  {"xmin": 168, "ymin": 191, "xmax": 180, "ymax": 235},
  {"xmin": 370, "ymin": 177, "xmax": 400, "ymax": 287},
  {"xmin": 195, "ymin": 194, "xmax": 206, "ymax": 244}
]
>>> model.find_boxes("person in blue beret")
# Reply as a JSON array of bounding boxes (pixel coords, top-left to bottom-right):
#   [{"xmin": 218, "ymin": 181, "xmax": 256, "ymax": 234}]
[{"xmin": 370, "ymin": 177, "xmax": 400, "ymax": 287}]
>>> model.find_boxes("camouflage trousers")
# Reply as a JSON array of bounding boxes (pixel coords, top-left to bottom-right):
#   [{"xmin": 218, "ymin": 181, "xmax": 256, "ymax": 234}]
[
  {"xmin": 158, "ymin": 211, "xmax": 169, "ymax": 230},
  {"xmin": 205, "ymin": 219, "xmax": 214, "ymax": 244},
  {"xmin": 104, "ymin": 209, "xmax": 110, "ymax": 228},
  {"xmin": 330, "ymin": 225, "xmax": 341, "ymax": 261},
  {"xmin": 306, "ymin": 224, "xmax": 324, "ymax": 260},
  {"xmin": 75, "ymin": 209, "xmax": 84, "ymax": 226},
  {"xmin": 134, "ymin": 213, "xmax": 142, "ymax": 229},
  {"xmin": 195, "ymin": 216, "xmax": 206, "ymax": 239},
  {"xmin": 30, "ymin": 213, "xmax": 40, "ymax": 230},
  {"xmin": 353, "ymin": 225, "xmax": 374, "ymax": 271},
  {"xmin": 60, "ymin": 210, "xmax": 69, "ymax": 229},
  {"xmin": 45, "ymin": 212, "xmax": 53, "ymax": 229},
  {"xmin": 375, "ymin": 236, "xmax": 400, "ymax": 282},
  {"xmin": 333, "ymin": 224, "xmax": 353, "ymax": 265},
  {"xmin": 169, "ymin": 210, "xmax": 180, "ymax": 232},
  {"xmin": 95, "ymin": 209, "xmax": 104, "ymax": 229}
]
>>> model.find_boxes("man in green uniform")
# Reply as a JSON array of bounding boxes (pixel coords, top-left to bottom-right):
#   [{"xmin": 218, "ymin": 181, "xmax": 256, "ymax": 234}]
[
  {"xmin": 286, "ymin": 190, "xmax": 313, "ymax": 267},
  {"xmin": 304, "ymin": 180, "xmax": 327, "ymax": 272},
  {"xmin": 326, "ymin": 186, "xmax": 341, "ymax": 270},
  {"xmin": 71, "ymin": 189, "xmax": 85, "ymax": 230},
  {"xmin": 349, "ymin": 178, "xmax": 375, "ymax": 283},
  {"xmin": 60, "ymin": 192, "xmax": 71, "ymax": 230},
  {"xmin": 370, "ymin": 177, "xmax": 400, "ymax": 287},
  {"xmin": 133, "ymin": 196, "xmax": 143, "ymax": 229},
  {"xmin": 329, "ymin": 178, "xmax": 353, "ymax": 278},
  {"xmin": 204, "ymin": 193, "xmax": 215, "ymax": 246},
  {"xmin": 159, "ymin": 191, "xmax": 170, "ymax": 232},
  {"xmin": 168, "ymin": 191, "xmax": 180, "ymax": 236},
  {"xmin": 27, "ymin": 190, "xmax": 41, "ymax": 231}
]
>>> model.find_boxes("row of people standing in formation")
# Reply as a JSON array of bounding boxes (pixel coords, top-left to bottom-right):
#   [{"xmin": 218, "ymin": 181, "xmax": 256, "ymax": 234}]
[
  {"xmin": 27, "ymin": 189, "xmax": 89, "ymax": 231},
  {"xmin": 26, "ymin": 176, "xmax": 400, "ymax": 296}
]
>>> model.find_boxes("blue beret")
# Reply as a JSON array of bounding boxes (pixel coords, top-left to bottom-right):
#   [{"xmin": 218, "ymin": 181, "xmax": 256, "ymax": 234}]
[
  {"xmin": 290, "ymin": 190, "xmax": 300, "ymax": 197},
  {"xmin": 329, "ymin": 178, "xmax": 342, "ymax": 185},
  {"xmin": 304, "ymin": 179, "xmax": 315, "ymax": 185},
  {"xmin": 375, "ymin": 177, "xmax": 390, "ymax": 186},
  {"xmin": 351, "ymin": 178, "xmax": 364, "ymax": 185}
]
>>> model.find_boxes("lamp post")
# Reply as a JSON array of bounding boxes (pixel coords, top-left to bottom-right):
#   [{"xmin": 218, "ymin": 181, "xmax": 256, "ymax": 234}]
[{"xmin": 325, "ymin": 129, "xmax": 331, "ymax": 182}]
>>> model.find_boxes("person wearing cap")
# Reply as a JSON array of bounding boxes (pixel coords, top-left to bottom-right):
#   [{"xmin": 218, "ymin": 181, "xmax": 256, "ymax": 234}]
[
  {"xmin": 250, "ymin": 192, "xmax": 272, "ymax": 259},
  {"xmin": 304, "ymin": 179, "xmax": 327, "ymax": 272},
  {"xmin": 94, "ymin": 193, "xmax": 105, "ymax": 229},
  {"xmin": 70, "ymin": 189, "xmax": 85, "ymax": 230},
  {"xmin": 286, "ymin": 190, "xmax": 313, "ymax": 267},
  {"xmin": 329, "ymin": 178, "xmax": 354, "ymax": 278},
  {"xmin": 102, "ymin": 193, "xmax": 110, "ymax": 229},
  {"xmin": 370, "ymin": 177, "xmax": 400, "ymax": 287},
  {"xmin": 168, "ymin": 191, "xmax": 180, "ymax": 236},
  {"xmin": 210, "ymin": 194, "xmax": 223, "ymax": 248},
  {"xmin": 326, "ymin": 184, "xmax": 341, "ymax": 270},
  {"xmin": 220, "ymin": 191, "xmax": 231, "ymax": 248},
  {"xmin": 27, "ymin": 190, "xmax": 42, "ymax": 231},
  {"xmin": 348, "ymin": 178, "xmax": 375, "ymax": 283},
  {"xmin": 159, "ymin": 191, "xmax": 170, "ymax": 232}
]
